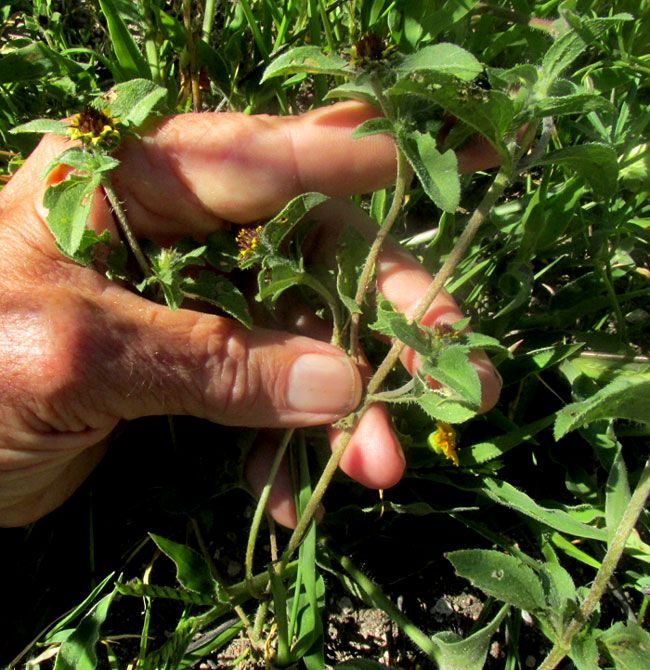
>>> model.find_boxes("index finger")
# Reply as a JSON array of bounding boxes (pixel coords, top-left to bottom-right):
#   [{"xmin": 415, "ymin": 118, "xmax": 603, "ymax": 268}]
[{"xmin": 111, "ymin": 101, "xmax": 398, "ymax": 238}]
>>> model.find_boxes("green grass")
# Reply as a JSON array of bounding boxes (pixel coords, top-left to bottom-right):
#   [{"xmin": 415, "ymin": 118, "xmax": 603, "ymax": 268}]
[{"xmin": 1, "ymin": 1, "xmax": 650, "ymax": 669}]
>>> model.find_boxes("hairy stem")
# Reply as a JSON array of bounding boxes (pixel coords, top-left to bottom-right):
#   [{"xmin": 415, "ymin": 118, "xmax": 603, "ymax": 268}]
[
  {"xmin": 538, "ymin": 457, "xmax": 650, "ymax": 670},
  {"xmin": 350, "ymin": 146, "xmax": 410, "ymax": 358},
  {"xmin": 101, "ymin": 176, "xmax": 151, "ymax": 277}
]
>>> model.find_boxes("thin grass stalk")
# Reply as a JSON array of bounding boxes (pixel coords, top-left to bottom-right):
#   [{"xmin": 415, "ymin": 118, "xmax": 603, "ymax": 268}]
[
  {"xmin": 245, "ymin": 429, "xmax": 294, "ymax": 595},
  {"xmin": 201, "ymin": 0, "xmax": 218, "ymax": 44}
]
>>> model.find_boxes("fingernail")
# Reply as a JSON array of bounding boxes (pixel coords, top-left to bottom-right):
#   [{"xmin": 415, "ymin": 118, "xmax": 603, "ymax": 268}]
[{"xmin": 287, "ymin": 354, "xmax": 360, "ymax": 415}]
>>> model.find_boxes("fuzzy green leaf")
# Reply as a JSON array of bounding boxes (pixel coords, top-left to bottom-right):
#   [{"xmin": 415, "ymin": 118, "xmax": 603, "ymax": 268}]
[
  {"xmin": 422, "ymin": 348, "xmax": 482, "ymax": 408},
  {"xmin": 395, "ymin": 43, "xmax": 482, "ymax": 81},
  {"xmin": 182, "ymin": 272, "xmax": 253, "ymax": 329},
  {"xmin": 260, "ymin": 193, "xmax": 330, "ymax": 253},
  {"xmin": 480, "ymin": 477, "xmax": 607, "ymax": 541},
  {"xmin": 432, "ymin": 604, "xmax": 509, "ymax": 670},
  {"xmin": 257, "ymin": 263, "xmax": 304, "ymax": 303},
  {"xmin": 398, "ymin": 129, "xmax": 460, "ymax": 212},
  {"xmin": 599, "ymin": 622, "xmax": 650, "ymax": 669},
  {"xmin": 205, "ymin": 230, "xmax": 241, "ymax": 273},
  {"xmin": 554, "ymin": 374, "xmax": 650, "ymax": 439},
  {"xmin": 350, "ymin": 117, "xmax": 394, "ymax": 139},
  {"xmin": 447, "ymin": 549, "xmax": 545, "ymax": 612},
  {"xmin": 336, "ymin": 226, "xmax": 369, "ymax": 316},
  {"xmin": 498, "ymin": 343, "xmax": 585, "ymax": 387},
  {"xmin": 325, "ymin": 79, "xmax": 379, "ymax": 106},
  {"xmin": 606, "ymin": 446, "xmax": 632, "ymax": 548},
  {"xmin": 371, "ymin": 298, "xmax": 431, "ymax": 355},
  {"xmin": 538, "ymin": 562, "xmax": 577, "ymax": 613},
  {"xmin": 11, "ymin": 118, "xmax": 71, "ymax": 136},
  {"xmin": 262, "ymin": 46, "xmax": 350, "ymax": 81},
  {"xmin": 416, "ymin": 392, "xmax": 477, "ymax": 424},
  {"xmin": 537, "ymin": 15, "xmax": 632, "ymax": 95},
  {"xmin": 54, "ymin": 590, "xmax": 115, "ymax": 670},
  {"xmin": 43, "ymin": 175, "xmax": 100, "ymax": 259},
  {"xmin": 532, "ymin": 143, "xmax": 619, "ymax": 198},
  {"xmin": 149, "ymin": 534, "xmax": 218, "ymax": 597},
  {"xmin": 41, "ymin": 148, "xmax": 120, "ymax": 180},
  {"xmin": 569, "ymin": 631, "xmax": 601, "ymax": 670},
  {"xmin": 532, "ymin": 92, "xmax": 613, "ymax": 118},
  {"xmin": 102, "ymin": 79, "xmax": 168, "ymax": 127}
]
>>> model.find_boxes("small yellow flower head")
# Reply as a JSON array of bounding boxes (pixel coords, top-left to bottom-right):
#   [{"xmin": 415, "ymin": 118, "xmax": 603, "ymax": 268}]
[
  {"xmin": 66, "ymin": 106, "xmax": 120, "ymax": 148},
  {"xmin": 236, "ymin": 225, "xmax": 264, "ymax": 261},
  {"xmin": 428, "ymin": 420, "xmax": 459, "ymax": 467}
]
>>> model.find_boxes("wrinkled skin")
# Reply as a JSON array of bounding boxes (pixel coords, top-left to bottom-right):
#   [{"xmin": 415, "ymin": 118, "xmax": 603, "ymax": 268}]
[{"xmin": 0, "ymin": 101, "xmax": 501, "ymax": 528}]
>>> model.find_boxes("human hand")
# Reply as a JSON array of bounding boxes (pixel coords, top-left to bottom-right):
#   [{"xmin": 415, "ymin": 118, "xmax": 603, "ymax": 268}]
[{"xmin": 0, "ymin": 101, "xmax": 501, "ymax": 527}]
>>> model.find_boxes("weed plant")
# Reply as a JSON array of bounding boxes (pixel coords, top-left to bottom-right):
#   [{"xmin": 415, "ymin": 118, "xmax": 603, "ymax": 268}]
[{"xmin": 1, "ymin": 1, "xmax": 650, "ymax": 669}]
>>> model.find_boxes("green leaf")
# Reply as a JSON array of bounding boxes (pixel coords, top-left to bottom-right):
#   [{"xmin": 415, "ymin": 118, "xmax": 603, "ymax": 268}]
[
  {"xmin": 432, "ymin": 604, "xmax": 509, "ymax": 670},
  {"xmin": 423, "ymin": 347, "xmax": 482, "ymax": 408},
  {"xmin": 569, "ymin": 630, "xmax": 601, "ymax": 670},
  {"xmin": 259, "ymin": 193, "xmax": 330, "ymax": 253},
  {"xmin": 392, "ymin": 82, "xmax": 513, "ymax": 161},
  {"xmin": 262, "ymin": 46, "xmax": 350, "ymax": 81},
  {"xmin": 599, "ymin": 622, "xmax": 650, "ymax": 670},
  {"xmin": 398, "ymin": 129, "xmax": 459, "ymax": 213},
  {"xmin": 537, "ymin": 15, "xmax": 633, "ymax": 95},
  {"xmin": 447, "ymin": 549, "xmax": 545, "ymax": 612},
  {"xmin": 101, "ymin": 79, "xmax": 168, "ymax": 127},
  {"xmin": 54, "ymin": 590, "xmax": 115, "ymax": 670},
  {"xmin": 182, "ymin": 272, "xmax": 253, "ymax": 329},
  {"xmin": 606, "ymin": 446, "xmax": 632, "ymax": 548},
  {"xmin": 371, "ymin": 298, "xmax": 430, "ymax": 355},
  {"xmin": 460, "ymin": 413, "xmax": 556, "ymax": 467},
  {"xmin": 350, "ymin": 117, "xmax": 394, "ymax": 139},
  {"xmin": 538, "ymin": 562, "xmax": 576, "ymax": 613},
  {"xmin": 480, "ymin": 477, "xmax": 607, "ymax": 541},
  {"xmin": 0, "ymin": 42, "xmax": 82, "ymax": 83},
  {"xmin": 205, "ymin": 231, "xmax": 241, "ymax": 273},
  {"xmin": 532, "ymin": 144, "xmax": 619, "ymax": 198},
  {"xmin": 11, "ymin": 118, "xmax": 70, "ymax": 136},
  {"xmin": 554, "ymin": 374, "xmax": 650, "ymax": 440},
  {"xmin": 325, "ymin": 79, "xmax": 379, "ymax": 106},
  {"xmin": 395, "ymin": 43, "xmax": 482, "ymax": 81},
  {"xmin": 336, "ymin": 226, "xmax": 369, "ymax": 316},
  {"xmin": 149, "ymin": 534, "xmax": 219, "ymax": 597},
  {"xmin": 43, "ymin": 175, "xmax": 100, "ymax": 259},
  {"xmin": 116, "ymin": 579, "xmax": 216, "ymax": 605},
  {"xmin": 417, "ymin": 392, "xmax": 477, "ymax": 424},
  {"xmin": 98, "ymin": 0, "xmax": 151, "ymax": 80},
  {"xmin": 41, "ymin": 148, "xmax": 120, "ymax": 180},
  {"xmin": 532, "ymin": 92, "xmax": 613, "ymax": 118}
]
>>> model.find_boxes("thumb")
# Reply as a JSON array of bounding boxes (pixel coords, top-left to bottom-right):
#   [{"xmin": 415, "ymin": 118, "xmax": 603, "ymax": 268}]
[{"xmin": 37, "ymin": 282, "xmax": 363, "ymax": 429}]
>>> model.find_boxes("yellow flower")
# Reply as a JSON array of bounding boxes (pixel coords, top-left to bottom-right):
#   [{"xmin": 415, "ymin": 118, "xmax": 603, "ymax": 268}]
[
  {"xmin": 66, "ymin": 106, "xmax": 120, "ymax": 147},
  {"xmin": 236, "ymin": 225, "xmax": 263, "ymax": 260},
  {"xmin": 427, "ymin": 420, "xmax": 459, "ymax": 467}
]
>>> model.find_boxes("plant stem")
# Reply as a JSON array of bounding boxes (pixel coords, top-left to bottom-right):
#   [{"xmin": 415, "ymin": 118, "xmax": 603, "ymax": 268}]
[
  {"xmin": 280, "ymin": 160, "xmax": 514, "ymax": 569},
  {"xmin": 101, "ymin": 176, "xmax": 151, "ymax": 277},
  {"xmin": 350, "ymin": 146, "xmax": 410, "ymax": 358},
  {"xmin": 245, "ymin": 429, "xmax": 294, "ymax": 596},
  {"xmin": 201, "ymin": 0, "xmax": 218, "ymax": 44},
  {"xmin": 367, "ymin": 162, "xmax": 512, "ymax": 396},
  {"xmin": 538, "ymin": 457, "xmax": 650, "ymax": 670},
  {"xmin": 183, "ymin": 0, "xmax": 200, "ymax": 111}
]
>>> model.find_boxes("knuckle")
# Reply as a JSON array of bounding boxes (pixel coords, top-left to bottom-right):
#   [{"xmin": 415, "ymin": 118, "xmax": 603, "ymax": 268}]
[{"xmin": 194, "ymin": 315, "xmax": 260, "ymax": 423}]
